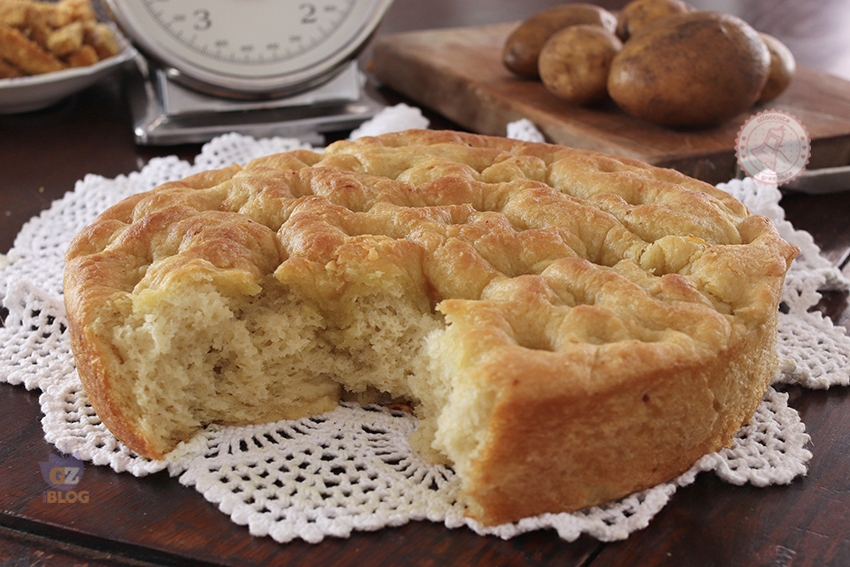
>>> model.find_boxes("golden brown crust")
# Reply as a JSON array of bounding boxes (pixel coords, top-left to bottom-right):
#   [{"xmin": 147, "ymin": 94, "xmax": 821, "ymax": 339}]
[{"xmin": 64, "ymin": 129, "xmax": 798, "ymax": 524}]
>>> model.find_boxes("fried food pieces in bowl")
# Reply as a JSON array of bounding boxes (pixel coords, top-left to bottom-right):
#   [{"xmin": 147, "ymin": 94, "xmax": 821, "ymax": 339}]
[{"xmin": 0, "ymin": 0, "xmax": 119, "ymax": 78}]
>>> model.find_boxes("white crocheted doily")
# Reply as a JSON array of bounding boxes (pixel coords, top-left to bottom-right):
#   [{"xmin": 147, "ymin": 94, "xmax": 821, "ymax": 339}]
[{"xmin": 2, "ymin": 109, "xmax": 849, "ymax": 544}]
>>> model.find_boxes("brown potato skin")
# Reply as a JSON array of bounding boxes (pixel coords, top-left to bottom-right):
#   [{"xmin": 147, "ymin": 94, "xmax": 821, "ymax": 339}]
[
  {"xmin": 758, "ymin": 32, "xmax": 796, "ymax": 102},
  {"xmin": 615, "ymin": 0, "xmax": 693, "ymax": 41},
  {"xmin": 608, "ymin": 11, "xmax": 770, "ymax": 127},
  {"xmin": 539, "ymin": 25, "xmax": 623, "ymax": 105},
  {"xmin": 503, "ymin": 3, "xmax": 617, "ymax": 78}
]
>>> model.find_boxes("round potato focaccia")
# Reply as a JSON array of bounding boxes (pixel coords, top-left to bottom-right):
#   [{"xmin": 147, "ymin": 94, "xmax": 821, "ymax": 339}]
[{"xmin": 64, "ymin": 130, "xmax": 798, "ymax": 526}]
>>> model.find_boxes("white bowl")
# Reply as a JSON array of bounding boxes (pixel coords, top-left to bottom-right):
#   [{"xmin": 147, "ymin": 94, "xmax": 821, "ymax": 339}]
[{"xmin": 0, "ymin": 34, "xmax": 136, "ymax": 114}]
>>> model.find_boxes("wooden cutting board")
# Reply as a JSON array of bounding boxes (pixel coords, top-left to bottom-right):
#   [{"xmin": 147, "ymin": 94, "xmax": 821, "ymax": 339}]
[{"xmin": 370, "ymin": 23, "xmax": 850, "ymax": 185}]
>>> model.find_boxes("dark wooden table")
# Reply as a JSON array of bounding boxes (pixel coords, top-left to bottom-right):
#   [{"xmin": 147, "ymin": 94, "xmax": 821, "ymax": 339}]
[{"xmin": 2, "ymin": 1, "xmax": 849, "ymax": 565}]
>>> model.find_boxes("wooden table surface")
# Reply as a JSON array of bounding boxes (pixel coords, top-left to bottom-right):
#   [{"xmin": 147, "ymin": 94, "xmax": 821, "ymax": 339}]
[{"xmin": 2, "ymin": 1, "xmax": 849, "ymax": 565}]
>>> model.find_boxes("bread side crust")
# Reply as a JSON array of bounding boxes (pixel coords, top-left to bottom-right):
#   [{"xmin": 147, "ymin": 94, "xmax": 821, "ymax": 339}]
[{"xmin": 437, "ymin": 308, "xmax": 774, "ymax": 525}]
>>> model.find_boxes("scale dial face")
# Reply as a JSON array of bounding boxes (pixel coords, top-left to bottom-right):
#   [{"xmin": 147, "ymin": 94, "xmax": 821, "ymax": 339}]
[{"xmin": 106, "ymin": 0, "xmax": 393, "ymax": 97}]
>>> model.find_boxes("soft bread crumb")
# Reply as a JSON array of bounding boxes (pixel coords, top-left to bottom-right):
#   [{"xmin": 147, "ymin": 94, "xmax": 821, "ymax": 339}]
[{"xmin": 109, "ymin": 277, "xmax": 443, "ymax": 457}]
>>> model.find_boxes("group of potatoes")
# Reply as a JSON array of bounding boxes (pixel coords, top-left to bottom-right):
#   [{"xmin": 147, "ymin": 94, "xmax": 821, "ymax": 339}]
[{"xmin": 502, "ymin": 0, "xmax": 796, "ymax": 127}]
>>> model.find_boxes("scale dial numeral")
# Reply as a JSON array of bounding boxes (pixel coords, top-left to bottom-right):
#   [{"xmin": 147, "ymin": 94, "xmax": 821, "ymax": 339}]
[{"xmin": 141, "ymin": 0, "xmax": 357, "ymax": 65}]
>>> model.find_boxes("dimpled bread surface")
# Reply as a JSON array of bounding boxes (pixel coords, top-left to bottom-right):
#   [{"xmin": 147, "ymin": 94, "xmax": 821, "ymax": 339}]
[{"xmin": 64, "ymin": 129, "xmax": 799, "ymax": 525}]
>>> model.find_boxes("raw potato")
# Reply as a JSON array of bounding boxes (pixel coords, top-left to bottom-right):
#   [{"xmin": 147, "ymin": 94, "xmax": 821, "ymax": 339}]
[
  {"xmin": 615, "ymin": 0, "xmax": 693, "ymax": 41},
  {"xmin": 758, "ymin": 32, "xmax": 796, "ymax": 102},
  {"xmin": 608, "ymin": 11, "xmax": 770, "ymax": 127},
  {"xmin": 503, "ymin": 3, "xmax": 617, "ymax": 78},
  {"xmin": 539, "ymin": 25, "xmax": 622, "ymax": 105}
]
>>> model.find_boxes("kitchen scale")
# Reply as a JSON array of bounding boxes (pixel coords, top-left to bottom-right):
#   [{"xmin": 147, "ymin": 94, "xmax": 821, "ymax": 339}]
[{"xmin": 105, "ymin": 0, "xmax": 394, "ymax": 145}]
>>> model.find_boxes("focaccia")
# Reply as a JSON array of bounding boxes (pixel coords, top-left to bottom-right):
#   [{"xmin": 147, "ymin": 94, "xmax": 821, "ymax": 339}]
[{"xmin": 64, "ymin": 130, "xmax": 798, "ymax": 525}]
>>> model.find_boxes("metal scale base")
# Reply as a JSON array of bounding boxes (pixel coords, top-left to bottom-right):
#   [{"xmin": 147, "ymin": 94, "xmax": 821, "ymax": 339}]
[{"xmin": 125, "ymin": 58, "xmax": 384, "ymax": 146}]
